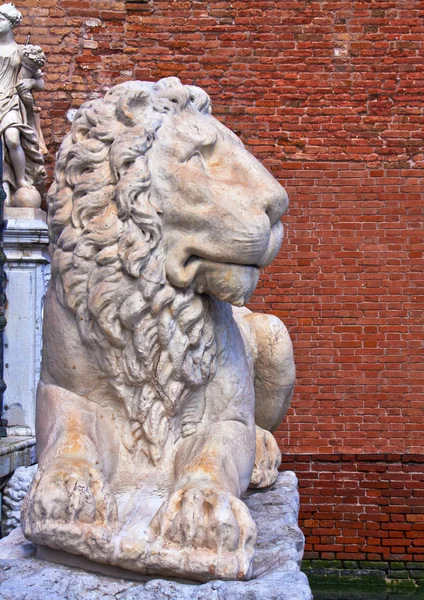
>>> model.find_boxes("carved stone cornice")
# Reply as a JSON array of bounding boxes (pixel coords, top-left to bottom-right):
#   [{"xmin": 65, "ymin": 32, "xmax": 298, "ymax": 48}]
[{"xmin": 4, "ymin": 208, "xmax": 50, "ymax": 262}]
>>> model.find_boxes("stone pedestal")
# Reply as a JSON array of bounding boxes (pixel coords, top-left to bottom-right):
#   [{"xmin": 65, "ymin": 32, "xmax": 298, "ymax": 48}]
[
  {"xmin": 1, "ymin": 464, "xmax": 37, "ymax": 536},
  {"xmin": 0, "ymin": 472, "xmax": 312, "ymax": 600},
  {"xmin": 3, "ymin": 208, "xmax": 50, "ymax": 436}
]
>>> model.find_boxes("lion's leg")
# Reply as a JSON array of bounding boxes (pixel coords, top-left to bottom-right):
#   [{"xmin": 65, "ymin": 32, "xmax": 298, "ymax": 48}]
[
  {"xmin": 234, "ymin": 309, "xmax": 295, "ymax": 488},
  {"xmin": 250, "ymin": 425, "xmax": 282, "ymax": 488},
  {"xmin": 148, "ymin": 420, "xmax": 257, "ymax": 580},
  {"xmin": 242, "ymin": 312, "xmax": 295, "ymax": 431},
  {"xmin": 22, "ymin": 381, "xmax": 118, "ymax": 547}
]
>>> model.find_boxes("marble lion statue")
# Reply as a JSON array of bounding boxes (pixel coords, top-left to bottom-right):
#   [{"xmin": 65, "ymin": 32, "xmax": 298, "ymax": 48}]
[{"xmin": 22, "ymin": 77, "xmax": 295, "ymax": 582}]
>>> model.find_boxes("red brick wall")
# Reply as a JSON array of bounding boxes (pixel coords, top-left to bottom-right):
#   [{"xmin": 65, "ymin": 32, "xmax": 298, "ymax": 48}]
[
  {"xmin": 258, "ymin": 161, "xmax": 423, "ymax": 456},
  {"xmin": 16, "ymin": 0, "xmax": 424, "ymax": 561},
  {"xmin": 282, "ymin": 454, "xmax": 424, "ymax": 562}
]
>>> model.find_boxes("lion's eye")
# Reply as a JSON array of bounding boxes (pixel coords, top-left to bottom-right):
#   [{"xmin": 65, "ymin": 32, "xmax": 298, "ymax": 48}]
[{"xmin": 186, "ymin": 151, "xmax": 205, "ymax": 170}]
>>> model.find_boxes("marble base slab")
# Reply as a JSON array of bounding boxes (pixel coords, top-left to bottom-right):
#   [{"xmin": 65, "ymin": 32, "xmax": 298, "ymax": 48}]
[
  {"xmin": 4, "ymin": 207, "xmax": 47, "ymax": 222},
  {"xmin": 0, "ymin": 472, "xmax": 312, "ymax": 599}
]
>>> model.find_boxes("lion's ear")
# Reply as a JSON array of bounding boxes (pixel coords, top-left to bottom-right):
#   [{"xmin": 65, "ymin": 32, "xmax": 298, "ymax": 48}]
[{"xmin": 116, "ymin": 92, "xmax": 149, "ymax": 127}]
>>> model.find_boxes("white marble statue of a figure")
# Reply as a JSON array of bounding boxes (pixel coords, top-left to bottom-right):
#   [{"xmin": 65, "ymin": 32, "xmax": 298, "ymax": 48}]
[
  {"xmin": 0, "ymin": 3, "xmax": 46, "ymax": 208},
  {"xmin": 22, "ymin": 77, "xmax": 296, "ymax": 582}
]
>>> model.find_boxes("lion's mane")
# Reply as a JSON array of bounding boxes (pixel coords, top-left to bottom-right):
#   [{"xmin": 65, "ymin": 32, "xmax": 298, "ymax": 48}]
[{"xmin": 48, "ymin": 78, "xmax": 217, "ymax": 464}]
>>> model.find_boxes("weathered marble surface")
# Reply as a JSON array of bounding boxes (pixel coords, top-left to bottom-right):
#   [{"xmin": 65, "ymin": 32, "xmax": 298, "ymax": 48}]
[
  {"xmin": 22, "ymin": 77, "xmax": 296, "ymax": 582},
  {"xmin": 2, "ymin": 473, "xmax": 312, "ymax": 599}
]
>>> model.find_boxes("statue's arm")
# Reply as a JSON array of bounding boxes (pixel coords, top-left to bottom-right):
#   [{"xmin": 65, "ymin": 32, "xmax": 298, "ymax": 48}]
[
  {"xmin": 16, "ymin": 75, "xmax": 44, "ymax": 95},
  {"xmin": 31, "ymin": 75, "xmax": 45, "ymax": 92}
]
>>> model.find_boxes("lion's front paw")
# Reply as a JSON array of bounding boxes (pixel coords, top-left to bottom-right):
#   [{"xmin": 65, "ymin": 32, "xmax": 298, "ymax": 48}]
[
  {"xmin": 249, "ymin": 426, "xmax": 282, "ymax": 488},
  {"xmin": 22, "ymin": 457, "xmax": 117, "ymax": 536},
  {"xmin": 149, "ymin": 482, "xmax": 257, "ymax": 579}
]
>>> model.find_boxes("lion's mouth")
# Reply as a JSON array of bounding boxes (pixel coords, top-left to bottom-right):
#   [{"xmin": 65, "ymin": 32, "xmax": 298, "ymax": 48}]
[
  {"xmin": 253, "ymin": 220, "xmax": 284, "ymax": 268},
  {"xmin": 190, "ymin": 259, "xmax": 261, "ymax": 306},
  {"xmin": 166, "ymin": 222, "xmax": 284, "ymax": 305},
  {"xmin": 184, "ymin": 221, "xmax": 284, "ymax": 272}
]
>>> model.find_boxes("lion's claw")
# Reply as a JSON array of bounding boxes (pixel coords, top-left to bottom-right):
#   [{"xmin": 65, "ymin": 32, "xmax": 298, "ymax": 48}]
[
  {"xmin": 149, "ymin": 482, "xmax": 257, "ymax": 579},
  {"xmin": 249, "ymin": 426, "xmax": 281, "ymax": 489},
  {"xmin": 22, "ymin": 457, "xmax": 117, "ymax": 536}
]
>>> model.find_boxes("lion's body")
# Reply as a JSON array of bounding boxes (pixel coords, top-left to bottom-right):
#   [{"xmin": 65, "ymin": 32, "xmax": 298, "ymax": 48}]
[{"xmin": 22, "ymin": 77, "xmax": 295, "ymax": 582}]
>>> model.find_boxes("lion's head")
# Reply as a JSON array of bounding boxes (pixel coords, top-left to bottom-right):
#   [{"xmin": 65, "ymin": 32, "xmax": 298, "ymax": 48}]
[{"xmin": 48, "ymin": 77, "xmax": 288, "ymax": 463}]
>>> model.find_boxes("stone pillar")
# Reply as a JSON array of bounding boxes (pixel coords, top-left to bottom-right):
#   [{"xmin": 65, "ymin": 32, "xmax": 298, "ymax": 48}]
[{"xmin": 3, "ymin": 208, "xmax": 50, "ymax": 436}]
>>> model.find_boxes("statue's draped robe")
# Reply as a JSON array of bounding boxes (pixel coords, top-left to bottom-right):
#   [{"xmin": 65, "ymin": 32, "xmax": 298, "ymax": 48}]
[{"xmin": 0, "ymin": 46, "xmax": 45, "ymax": 191}]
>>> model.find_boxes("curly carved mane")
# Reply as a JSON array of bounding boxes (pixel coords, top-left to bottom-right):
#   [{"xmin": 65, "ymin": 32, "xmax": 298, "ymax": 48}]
[{"xmin": 48, "ymin": 78, "xmax": 217, "ymax": 464}]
